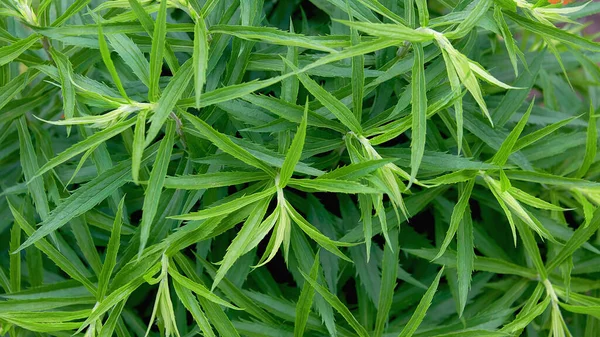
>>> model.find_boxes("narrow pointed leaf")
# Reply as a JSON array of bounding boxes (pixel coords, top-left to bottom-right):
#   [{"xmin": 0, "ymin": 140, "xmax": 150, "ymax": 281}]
[
  {"xmin": 457, "ymin": 202, "xmax": 473, "ymax": 317},
  {"xmin": 575, "ymin": 105, "xmax": 597, "ymax": 178},
  {"xmin": 294, "ymin": 252, "xmax": 320, "ymax": 337},
  {"xmin": 397, "ymin": 267, "xmax": 445, "ymax": 337},
  {"xmin": 168, "ymin": 267, "xmax": 240, "ymax": 309},
  {"xmin": 34, "ymin": 118, "xmax": 136, "ymax": 179},
  {"xmin": 182, "ymin": 111, "xmax": 276, "ymax": 175},
  {"xmin": 409, "ymin": 43, "xmax": 427, "ymax": 187},
  {"xmin": 300, "ymin": 269, "xmax": 370, "ymax": 337},
  {"xmin": 164, "ymin": 171, "xmax": 269, "ymax": 190},
  {"xmin": 193, "ymin": 15, "xmax": 209, "ymax": 109},
  {"xmin": 284, "ymin": 58, "xmax": 363, "ymax": 135},
  {"xmin": 170, "ymin": 187, "xmax": 276, "ymax": 221},
  {"xmin": 138, "ymin": 120, "xmax": 175, "ymax": 257},
  {"xmin": 148, "ymin": 0, "xmax": 167, "ymax": 101},
  {"xmin": 279, "ymin": 102, "xmax": 308, "ymax": 187},
  {"xmin": 492, "ymin": 99, "xmax": 534, "ymax": 166},
  {"xmin": 146, "ymin": 58, "xmax": 194, "ymax": 146},
  {"xmin": 49, "ymin": 48, "xmax": 76, "ymax": 126},
  {"xmin": 97, "ymin": 197, "xmax": 125, "ymax": 300},
  {"xmin": 435, "ymin": 179, "xmax": 475, "ymax": 260}
]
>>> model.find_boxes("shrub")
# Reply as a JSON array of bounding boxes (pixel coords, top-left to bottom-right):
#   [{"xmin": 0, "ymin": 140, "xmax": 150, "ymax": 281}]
[{"xmin": 1, "ymin": 0, "xmax": 600, "ymax": 336}]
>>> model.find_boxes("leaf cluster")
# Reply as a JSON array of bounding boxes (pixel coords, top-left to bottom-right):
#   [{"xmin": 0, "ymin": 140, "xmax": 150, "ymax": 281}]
[{"xmin": 1, "ymin": 0, "xmax": 600, "ymax": 336}]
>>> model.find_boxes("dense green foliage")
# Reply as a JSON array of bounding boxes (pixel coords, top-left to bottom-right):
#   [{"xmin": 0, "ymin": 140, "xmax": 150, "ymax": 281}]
[{"xmin": 1, "ymin": 0, "xmax": 600, "ymax": 336}]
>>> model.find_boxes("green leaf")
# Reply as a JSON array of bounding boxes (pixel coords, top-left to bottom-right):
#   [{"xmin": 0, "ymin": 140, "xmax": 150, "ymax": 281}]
[
  {"xmin": 494, "ymin": 7, "xmax": 519, "ymax": 76},
  {"xmin": 288, "ymin": 178, "xmax": 381, "ymax": 194},
  {"xmin": 500, "ymin": 169, "xmax": 511, "ymax": 192},
  {"xmin": 148, "ymin": 0, "xmax": 167, "ymax": 101},
  {"xmin": 504, "ymin": 171, "xmax": 600, "ymax": 189},
  {"xmin": 512, "ymin": 115, "xmax": 578, "ymax": 152},
  {"xmin": 469, "ymin": 60, "xmax": 520, "ymax": 90},
  {"xmin": 434, "ymin": 179, "xmax": 475, "ymax": 260},
  {"xmin": 504, "ymin": 11, "xmax": 600, "ymax": 52},
  {"xmin": 546, "ymin": 207, "xmax": 600, "ymax": 271},
  {"xmin": 415, "ymin": 0, "xmax": 429, "ymax": 26},
  {"xmin": 283, "ymin": 58, "xmax": 363, "ymax": 135},
  {"xmin": 456, "ymin": 192, "xmax": 474, "ymax": 317},
  {"xmin": 127, "ymin": 0, "xmax": 180, "ymax": 73},
  {"xmin": 514, "ymin": 218, "xmax": 547, "ymax": 280},
  {"xmin": 106, "ymin": 33, "xmax": 150, "ymax": 86},
  {"xmin": 210, "ymin": 25, "xmax": 338, "ymax": 52},
  {"xmin": 300, "ymin": 269, "xmax": 370, "ymax": 337},
  {"xmin": 97, "ymin": 300, "xmax": 126, "ymax": 337},
  {"xmin": 194, "ymin": 253, "xmax": 278, "ymax": 325},
  {"xmin": 508, "ymin": 187, "xmax": 567, "ymax": 211},
  {"xmin": 572, "ymin": 189, "xmax": 596, "ymax": 228},
  {"xmin": 243, "ymin": 95, "xmax": 345, "ymax": 132},
  {"xmin": 77, "ymin": 277, "xmax": 146, "ymax": 334},
  {"xmin": 182, "ymin": 111, "xmax": 276, "ymax": 175},
  {"xmin": 1, "ymin": 2, "xmax": 599, "ymax": 336},
  {"xmin": 559, "ymin": 303, "xmax": 600, "ymax": 319},
  {"xmin": 355, "ymin": 0, "xmax": 406, "ymax": 24},
  {"xmin": 193, "ymin": 15, "xmax": 209, "ymax": 109},
  {"xmin": 211, "ymin": 197, "xmax": 272, "ymax": 289},
  {"xmin": 409, "ymin": 42, "xmax": 427, "ymax": 187},
  {"xmin": 182, "ymin": 76, "xmax": 292, "ymax": 109},
  {"xmin": 178, "ymin": 37, "xmax": 400, "ymax": 110},
  {"xmin": 492, "ymin": 99, "xmax": 533, "ymax": 166},
  {"xmin": 446, "ymin": 0, "xmax": 491, "ymax": 39},
  {"xmin": 575, "ymin": 105, "xmax": 596, "ymax": 178},
  {"xmin": 285, "ymin": 200, "xmax": 353, "ymax": 262},
  {"xmin": 443, "ymin": 58, "xmax": 465, "ymax": 155},
  {"xmin": 49, "ymin": 47, "xmax": 76, "ymax": 129},
  {"xmin": 8, "ymin": 201, "xmax": 96, "ymax": 294},
  {"xmin": 294, "ymin": 251, "xmax": 320, "ymax": 337},
  {"xmin": 397, "ymin": 266, "xmax": 445, "ymax": 337},
  {"xmin": 0, "ymin": 34, "xmax": 39, "ymax": 66},
  {"xmin": 357, "ymin": 194, "xmax": 374, "ymax": 261},
  {"xmin": 501, "ymin": 286, "xmax": 549, "ymax": 333},
  {"xmin": 17, "ymin": 143, "xmax": 159, "ymax": 253},
  {"xmin": 334, "ymin": 20, "xmax": 434, "ymax": 42},
  {"xmin": 374, "ymin": 227, "xmax": 399, "ymax": 337},
  {"xmin": 173, "ymin": 254, "xmax": 241, "ymax": 337},
  {"xmin": 98, "ymin": 22, "xmax": 128, "ymax": 100},
  {"xmin": 97, "ymin": 197, "xmax": 125, "ymax": 300},
  {"xmin": 25, "ymin": 245, "xmax": 43, "ymax": 288},
  {"xmin": 17, "ymin": 117, "xmax": 50, "ymax": 220},
  {"xmin": 138, "ymin": 120, "xmax": 175, "ymax": 258},
  {"xmin": 50, "ymin": 0, "xmax": 90, "ymax": 27},
  {"xmin": 164, "ymin": 171, "xmax": 269, "ymax": 190},
  {"xmin": 146, "ymin": 58, "xmax": 194, "ymax": 146},
  {"xmin": 34, "ymin": 118, "xmax": 136, "ymax": 179},
  {"xmin": 10, "ymin": 217, "xmax": 21, "ymax": 293},
  {"xmin": 281, "ymin": 22, "xmax": 300, "ymax": 104},
  {"xmin": 318, "ymin": 159, "xmax": 393, "ymax": 180},
  {"xmin": 170, "ymin": 187, "xmax": 276, "ymax": 221},
  {"xmin": 0, "ymin": 71, "xmax": 30, "ymax": 112},
  {"xmin": 350, "ymin": 22, "xmax": 364, "ymax": 123},
  {"xmin": 430, "ymin": 330, "xmax": 509, "ymax": 337},
  {"xmin": 493, "ymin": 51, "xmax": 544, "ymax": 127},
  {"xmin": 70, "ymin": 216, "xmax": 103, "ymax": 277},
  {"xmin": 200, "ymin": 0, "xmax": 219, "ymax": 17},
  {"xmin": 126, "ymin": 0, "xmax": 157, "ymax": 35},
  {"xmin": 279, "ymin": 101, "xmax": 308, "ymax": 188},
  {"xmin": 483, "ymin": 174, "xmax": 555, "ymax": 243},
  {"xmin": 441, "ymin": 45, "xmax": 492, "ymax": 125},
  {"xmin": 172, "ymin": 281, "xmax": 216, "ymax": 337},
  {"xmin": 131, "ymin": 109, "xmax": 147, "ymax": 184},
  {"xmin": 0, "ymin": 266, "xmax": 9, "ymax": 293},
  {"xmin": 168, "ymin": 266, "xmax": 240, "ymax": 309}
]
